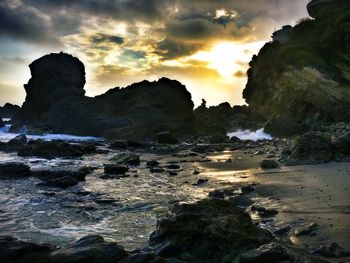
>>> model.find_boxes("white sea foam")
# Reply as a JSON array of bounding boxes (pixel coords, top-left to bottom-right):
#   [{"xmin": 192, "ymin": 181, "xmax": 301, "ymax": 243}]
[
  {"xmin": 227, "ymin": 128, "xmax": 272, "ymax": 141},
  {"xmin": 0, "ymin": 124, "xmax": 103, "ymax": 142}
]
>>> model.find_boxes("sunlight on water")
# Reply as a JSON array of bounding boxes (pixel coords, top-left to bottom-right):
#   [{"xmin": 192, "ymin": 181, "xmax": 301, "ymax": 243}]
[{"xmin": 227, "ymin": 128, "xmax": 272, "ymax": 141}]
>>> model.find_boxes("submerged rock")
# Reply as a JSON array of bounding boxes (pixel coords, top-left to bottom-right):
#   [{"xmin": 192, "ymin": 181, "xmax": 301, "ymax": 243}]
[
  {"xmin": 149, "ymin": 198, "xmax": 273, "ymax": 262},
  {"xmin": 0, "ymin": 162, "xmax": 30, "ymax": 179}
]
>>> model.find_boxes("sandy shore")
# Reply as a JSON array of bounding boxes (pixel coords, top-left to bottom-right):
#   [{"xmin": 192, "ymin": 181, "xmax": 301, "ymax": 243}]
[{"xmin": 197, "ymin": 150, "xmax": 350, "ymax": 262}]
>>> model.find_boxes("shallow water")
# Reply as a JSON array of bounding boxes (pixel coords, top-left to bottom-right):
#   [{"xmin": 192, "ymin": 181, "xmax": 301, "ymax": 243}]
[{"xmin": 0, "ymin": 148, "xmax": 217, "ymax": 250}]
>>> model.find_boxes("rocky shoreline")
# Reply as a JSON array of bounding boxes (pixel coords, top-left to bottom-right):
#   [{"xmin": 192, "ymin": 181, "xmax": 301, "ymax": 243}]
[{"xmin": 0, "ymin": 132, "xmax": 349, "ymax": 262}]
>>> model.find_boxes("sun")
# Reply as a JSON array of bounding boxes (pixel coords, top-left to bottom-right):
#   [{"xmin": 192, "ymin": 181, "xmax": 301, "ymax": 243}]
[{"xmin": 190, "ymin": 41, "xmax": 265, "ymax": 81}]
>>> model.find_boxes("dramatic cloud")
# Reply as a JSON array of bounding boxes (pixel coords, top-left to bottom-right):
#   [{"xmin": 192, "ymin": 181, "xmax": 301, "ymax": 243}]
[{"xmin": 0, "ymin": 0, "xmax": 310, "ymax": 106}]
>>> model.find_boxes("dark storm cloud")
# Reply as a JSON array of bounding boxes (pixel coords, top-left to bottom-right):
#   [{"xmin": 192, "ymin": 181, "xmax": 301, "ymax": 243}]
[
  {"xmin": 0, "ymin": 1, "xmax": 59, "ymax": 44},
  {"xmin": 90, "ymin": 34, "xmax": 124, "ymax": 45},
  {"xmin": 22, "ymin": 0, "xmax": 172, "ymax": 22},
  {"xmin": 155, "ymin": 39, "xmax": 203, "ymax": 60}
]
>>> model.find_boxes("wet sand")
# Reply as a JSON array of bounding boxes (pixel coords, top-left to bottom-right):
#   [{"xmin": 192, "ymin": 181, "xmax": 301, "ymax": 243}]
[{"xmin": 198, "ymin": 150, "xmax": 350, "ymax": 262}]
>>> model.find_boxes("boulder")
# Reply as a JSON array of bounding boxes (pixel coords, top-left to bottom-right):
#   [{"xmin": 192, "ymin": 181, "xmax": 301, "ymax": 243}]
[
  {"xmin": 104, "ymin": 164, "xmax": 129, "ymax": 175},
  {"xmin": 0, "ymin": 118, "xmax": 4, "ymax": 128},
  {"xmin": 17, "ymin": 139, "xmax": 83, "ymax": 159},
  {"xmin": 7, "ymin": 135, "xmax": 27, "ymax": 148},
  {"xmin": 0, "ymin": 236, "xmax": 54, "ymax": 263},
  {"xmin": 110, "ymin": 153, "xmax": 140, "ymax": 166},
  {"xmin": 287, "ymin": 132, "xmax": 334, "ymax": 164},
  {"xmin": 260, "ymin": 160, "xmax": 280, "ymax": 169},
  {"xmin": 333, "ymin": 132, "xmax": 350, "ymax": 158},
  {"xmin": 149, "ymin": 198, "xmax": 273, "ymax": 262},
  {"xmin": 0, "ymin": 162, "xmax": 31, "ymax": 179},
  {"xmin": 38, "ymin": 175, "xmax": 80, "ymax": 189}
]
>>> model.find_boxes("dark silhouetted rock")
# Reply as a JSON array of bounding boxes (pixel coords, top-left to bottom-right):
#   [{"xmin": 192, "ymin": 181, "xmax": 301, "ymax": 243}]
[
  {"xmin": 48, "ymin": 235, "xmax": 128, "ymax": 263},
  {"xmin": 264, "ymin": 115, "xmax": 305, "ymax": 137},
  {"xmin": 11, "ymin": 53, "xmax": 195, "ymax": 139},
  {"xmin": 251, "ymin": 205, "xmax": 278, "ymax": 217},
  {"xmin": 110, "ymin": 140, "xmax": 128, "ymax": 149},
  {"xmin": 149, "ymin": 198, "xmax": 273, "ymax": 262},
  {"xmin": 104, "ymin": 164, "xmax": 129, "ymax": 175},
  {"xmin": 17, "ymin": 139, "xmax": 83, "ymax": 159},
  {"xmin": 7, "ymin": 135, "xmax": 27, "ymax": 149},
  {"xmin": 0, "ymin": 162, "xmax": 30, "ymax": 179},
  {"xmin": 0, "ymin": 103, "xmax": 20, "ymax": 118},
  {"xmin": 147, "ymin": 160, "xmax": 159, "ymax": 167},
  {"xmin": 157, "ymin": 131, "xmax": 178, "ymax": 144},
  {"xmin": 243, "ymin": 9, "xmax": 350, "ymax": 130},
  {"xmin": 0, "ymin": 236, "xmax": 54, "ymax": 263},
  {"xmin": 0, "ymin": 118, "xmax": 4, "ymax": 128}
]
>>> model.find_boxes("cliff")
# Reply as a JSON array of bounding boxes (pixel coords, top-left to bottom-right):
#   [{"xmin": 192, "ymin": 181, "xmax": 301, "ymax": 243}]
[{"xmin": 243, "ymin": 8, "xmax": 350, "ymax": 136}]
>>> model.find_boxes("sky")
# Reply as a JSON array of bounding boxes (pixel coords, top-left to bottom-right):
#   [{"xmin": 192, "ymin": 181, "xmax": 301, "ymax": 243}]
[{"xmin": 0, "ymin": 0, "xmax": 310, "ymax": 107}]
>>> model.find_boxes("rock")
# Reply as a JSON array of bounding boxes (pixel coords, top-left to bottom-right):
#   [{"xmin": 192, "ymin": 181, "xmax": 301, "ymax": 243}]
[
  {"xmin": 11, "ymin": 53, "xmax": 195, "ymax": 139},
  {"xmin": 209, "ymin": 133, "xmax": 229, "ymax": 144},
  {"xmin": 17, "ymin": 139, "xmax": 83, "ymax": 159},
  {"xmin": 288, "ymin": 132, "xmax": 334, "ymax": 164},
  {"xmin": 243, "ymin": 8, "xmax": 350, "ymax": 128},
  {"xmin": 0, "ymin": 236, "xmax": 54, "ymax": 263},
  {"xmin": 264, "ymin": 115, "xmax": 304, "ymax": 137},
  {"xmin": 208, "ymin": 190, "xmax": 225, "ymax": 199},
  {"xmin": 7, "ymin": 135, "xmax": 27, "ymax": 148},
  {"xmin": 295, "ymin": 223, "xmax": 319, "ymax": 236},
  {"xmin": 147, "ymin": 160, "xmax": 159, "ymax": 167},
  {"xmin": 165, "ymin": 164, "xmax": 180, "ymax": 170},
  {"xmin": 192, "ymin": 169, "xmax": 200, "ymax": 175},
  {"xmin": 38, "ymin": 175, "xmax": 80, "ymax": 189},
  {"xmin": 0, "ymin": 162, "xmax": 30, "ymax": 179},
  {"xmin": 0, "ymin": 103, "xmax": 21, "ymax": 118},
  {"xmin": 239, "ymin": 242, "xmax": 328, "ymax": 263},
  {"xmin": 110, "ymin": 140, "xmax": 128, "ymax": 149},
  {"xmin": 149, "ymin": 198, "xmax": 273, "ymax": 262},
  {"xmin": 333, "ymin": 132, "xmax": 350, "ymax": 158},
  {"xmin": 48, "ymin": 235, "xmax": 128, "ymax": 263},
  {"xmin": 31, "ymin": 170, "xmax": 87, "ymax": 181},
  {"xmin": 260, "ymin": 160, "xmax": 280, "ymax": 169},
  {"xmin": 168, "ymin": 171, "xmax": 178, "ymax": 177},
  {"xmin": 193, "ymin": 178, "xmax": 209, "ymax": 186},
  {"xmin": 241, "ymin": 185, "xmax": 256, "ymax": 193},
  {"xmin": 0, "ymin": 118, "xmax": 4, "ymax": 128},
  {"xmin": 251, "ymin": 205, "xmax": 278, "ymax": 217},
  {"xmin": 157, "ymin": 131, "xmax": 178, "ymax": 144},
  {"xmin": 313, "ymin": 242, "xmax": 350, "ymax": 258},
  {"xmin": 150, "ymin": 167, "xmax": 165, "ymax": 173},
  {"xmin": 104, "ymin": 164, "xmax": 129, "ymax": 175},
  {"xmin": 110, "ymin": 153, "xmax": 140, "ymax": 166}
]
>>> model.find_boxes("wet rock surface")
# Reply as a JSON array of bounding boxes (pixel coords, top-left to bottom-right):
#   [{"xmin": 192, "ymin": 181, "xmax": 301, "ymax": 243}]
[{"xmin": 149, "ymin": 198, "xmax": 273, "ymax": 262}]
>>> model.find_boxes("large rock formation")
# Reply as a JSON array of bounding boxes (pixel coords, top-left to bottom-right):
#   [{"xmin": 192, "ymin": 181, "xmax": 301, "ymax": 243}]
[
  {"xmin": 11, "ymin": 52, "xmax": 194, "ymax": 139},
  {"xmin": 0, "ymin": 103, "xmax": 20, "ymax": 118},
  {"xmin": 243, "ymin": 7, "xmax": 350, "ymax": 136}
]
